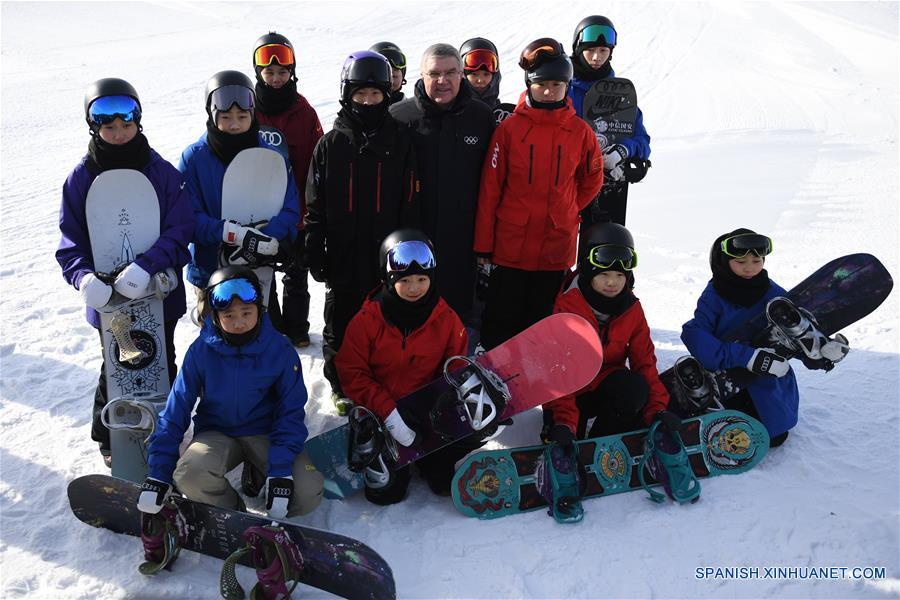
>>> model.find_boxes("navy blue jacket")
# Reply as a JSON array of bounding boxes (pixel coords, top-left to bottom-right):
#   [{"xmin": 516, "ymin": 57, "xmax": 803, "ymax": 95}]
[
  {"xmin": 147, "ymin": 314, "xmax": 308, "ymax": 482},
  {"xmin": 682, "ymin": 282, "xmax": 800, "ymax": 436}
]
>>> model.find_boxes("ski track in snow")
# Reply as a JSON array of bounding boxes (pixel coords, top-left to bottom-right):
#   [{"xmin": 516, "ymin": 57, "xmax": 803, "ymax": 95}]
[{"xmin": 1, "ymin": 2, "xmax": 898, "ymax": 598}]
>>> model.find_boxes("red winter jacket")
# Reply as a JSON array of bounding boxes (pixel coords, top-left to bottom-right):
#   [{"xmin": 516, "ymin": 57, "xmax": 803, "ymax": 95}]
[
  {"xmin": 546, "ymin": 274, "xmax": 669, "ymax": 432},
  {"xmin": 257, "ymin": 93, "xmax": 323, "ymax": 217},
  {"xmin": 335, "ymin": 291, "xmax": 468, "ymax": 420},
  {"xmin": 474, "ymin": 96, "xmax": 603, "ymax": 270}
]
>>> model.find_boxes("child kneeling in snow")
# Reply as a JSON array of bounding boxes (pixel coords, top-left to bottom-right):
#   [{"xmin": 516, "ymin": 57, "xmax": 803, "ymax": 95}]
[
  {"xmin": 543, "ymin": 222, "xmax": 674, "ymax": 445},
  {"xmin": 681, "ymin": 229, "xmax": 798, "ymax": 447},
  {"xmin": 335, "ymin": 229, "xmax": 478, "ymax": 505},
  {"xmin": 138, "ymin": 266, "xmax": 323, "ymax": 519}
]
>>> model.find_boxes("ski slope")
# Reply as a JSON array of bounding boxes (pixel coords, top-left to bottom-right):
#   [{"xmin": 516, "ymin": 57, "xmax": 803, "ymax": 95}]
[{"xmin": 1, "ymin": 2, "xmax": 898, "ymax": 597}]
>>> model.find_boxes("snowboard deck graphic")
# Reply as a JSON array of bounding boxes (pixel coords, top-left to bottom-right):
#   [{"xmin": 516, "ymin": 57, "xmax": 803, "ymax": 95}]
[
  {"xmin": 68, "ymin": 474, "xmax": 396, "ymax": 600},
  {"xmin": 87, "ymin": 169, "xmax": 167, "ymax": 483},
  {"xmin": 453, "ymin": 410, "xmax": 769, "ymax": 520}
]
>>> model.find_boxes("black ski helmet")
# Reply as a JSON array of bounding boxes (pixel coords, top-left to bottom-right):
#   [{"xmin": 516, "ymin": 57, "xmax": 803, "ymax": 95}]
[
  {"xmin": 579, "ymin": 222, "xmax": 636, "ymax": 282},
  {"xmin": 573, "ymin": 15, "xmax": 617, "ymax": 53},
  {"xmin": 204, "ymin": 266, "xmax": 265, "ymax": 345},
  {"xmin": 253, "ymin": 31, "xmax": 296, "ymax": 79},
  {"xmin": 205, "ymin": 70, "xmax": 255, "ymax": 122},
  {"xmin": 340, "ymin": 51, "xmax": 393, "ymax": 104},
  {"xmin": 379, "ymin": 228, "xmax": 437, "ymax": 285},
  {"xmin": 369, "ymin": 42, "xmax": 407, "ymax": 79},
  {"xmin": 460, "ymin": 37, "xmax": 499, "ymax": 73},
  {"xmin": 709, "ymin": 227, "xmax": 761, "ymax": 278},
  {"xmin": 83, "ymin": 78, "xmax": 142, "ymax": 133}
]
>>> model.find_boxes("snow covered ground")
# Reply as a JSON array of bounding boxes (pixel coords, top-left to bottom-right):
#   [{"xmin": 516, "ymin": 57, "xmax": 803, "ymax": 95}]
[{"xmin": 1, "ymin": 1, "xmax": 898, "ymax": 598}]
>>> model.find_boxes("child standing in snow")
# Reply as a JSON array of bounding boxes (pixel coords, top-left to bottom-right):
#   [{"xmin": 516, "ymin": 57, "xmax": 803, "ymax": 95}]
[
  {"xmin": 252, "ymin": 32, "xmax": 324, "ymax": 348},
  {"xmin": 56, "ymin": 78, "xmax": 194, "ymax": 466},
  {"xmin": 178, "ymin": 70, "xmax": 300, "ymax": 328},
  {"xmin": 681, "ymin": 229, "xmax": 798, "ymax": 447},
  {"xmin": 543, "ymin": 223, "xmax": 674, "ymax": 445},
  {"xmin": 335, "ymin": 230, "xmax": 478, "ymax": 505},
  {"xmin": 138, "ymin": 266, "xmax": 324, "ymax": 518},
  {"xmin": 460, "ymin": 37, "xmax": 503, "ymax": 111},
  {"xmin": 370, "ymin": 42, "xmax": 409, "ymax": 104},
  {"xmin": 474, "ymin": 37, "xmax": 604, "ymax": 351}
]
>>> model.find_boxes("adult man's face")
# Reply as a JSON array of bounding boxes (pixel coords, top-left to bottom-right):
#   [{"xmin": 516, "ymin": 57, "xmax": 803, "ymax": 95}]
[{"xmin": 422, "ymin": 55, "xmax": 462, "ymax": 107}]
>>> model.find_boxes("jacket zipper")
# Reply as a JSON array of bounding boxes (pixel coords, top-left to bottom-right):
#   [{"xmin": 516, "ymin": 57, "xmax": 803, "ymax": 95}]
[
  {"xmin": 376, "ymin": 162, "xmax": 382, "ymax": 213},
  {"xmin": 348, "ymin": 162, "xmax": 354, "ymax": 212},
  {"xmin": 555, "ymin": 145, "xmax": 561, "ymax": 186},
  {"xmin": 528, "ymin": 145, "xmax": 534, "ymax": 184}
]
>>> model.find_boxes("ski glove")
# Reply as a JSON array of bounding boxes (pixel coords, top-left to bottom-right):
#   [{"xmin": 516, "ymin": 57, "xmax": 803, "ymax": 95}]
[
  {"xmin": 114, "ymin": 262, "xmax": 151, "ymax": 300},
  {"xmin": 548, "ymin": 424, "xmax": 576, "ymax": 449},
  {"xmin": 385, "ymin": 407, "xmax": 419, "ymax": 447},
  {"xmin": 654, "ymin": 410, "xmax": 685, "ymax": 433},
  {"xmin": 603, "ymin": 144, "xmax": 628, "ymax": 181},
  {"xmin": 79, "ymin": 272, "xmax": 113, "ymax": 309},
  {"xmin": 137, "ymin": 477, "xmax": 172, "ymax": 514},
  {"xmin": 266, "ymin": 476, "xmax": 294, "ymax": 519},
  {"xmin": 476, "ymin": 262, "xmax": 494, "ymax": 302},
  {"xmin": 222, "ymin": 220, "xmax": 252, "ymax": 245},
  {"xmin": 748, "ymin": 348, "xmax": 790, "ymax": 377},
  {"xmin": 228, "ymin": 229, "xmax": 279, "ymax": 266}
]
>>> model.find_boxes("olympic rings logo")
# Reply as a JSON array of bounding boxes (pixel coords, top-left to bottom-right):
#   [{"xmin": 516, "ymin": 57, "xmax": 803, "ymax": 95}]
[{"xmin": 463, "ymin": 136, "xmax": 479, "ymax": 145}]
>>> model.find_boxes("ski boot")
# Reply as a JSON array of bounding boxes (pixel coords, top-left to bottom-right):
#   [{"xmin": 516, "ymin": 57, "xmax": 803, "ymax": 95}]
[
  {"xmin": 347, "ymin": 405, "xmax": 398, "ymax": 486},
  {"xmin": 442, "ymin": 356, "xmax": 510, "ymax": 432},
  {"xmin": 671, "ymin": 356, "xmax": 723, "ymax": 416},
  {"xmin": 221, "ymin": 525, "xmax": 305, "ymax": 600},
  {"xmin": 139, "ymin": 503, "xmax": 184, "ymax": 575},
  {"xmin": 765, "ymin": 297, "xmax": 850, "ymax": 371},
  {"xmin": 638, "ymin": 421, "xmax": 701, "ymax": 504},
  {"xmin": 536, "ymin": 444, "xmax": 584, "ymax": 523}
]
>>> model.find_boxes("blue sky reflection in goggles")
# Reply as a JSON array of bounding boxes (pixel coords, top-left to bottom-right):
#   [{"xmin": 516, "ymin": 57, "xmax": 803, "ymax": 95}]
[
  {"xmin": 386, "ymin": 241, "xmax": 436, "ymax": 273},
  {"xmin": 88, "ymin": 95, "xmax": 141, "ymax": 125},
  {"xmin": 207, "ymin": 278, "xmax": 259, "ymax": 310},
  {"xmin": 578, "ymin": 24, "xmax": 617, "ymax": 47}
]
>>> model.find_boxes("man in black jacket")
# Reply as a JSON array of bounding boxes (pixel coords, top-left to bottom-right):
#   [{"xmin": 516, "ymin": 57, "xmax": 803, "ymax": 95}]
[{"xmin": 390, "ymin": 43, "xmax": 495, "ymax": 328}]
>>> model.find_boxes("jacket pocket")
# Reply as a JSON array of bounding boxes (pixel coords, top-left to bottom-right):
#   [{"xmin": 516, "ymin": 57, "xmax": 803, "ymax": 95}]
[{"xmin": 494, "ymin": 208, "xmax": 529, "ymax": 259}]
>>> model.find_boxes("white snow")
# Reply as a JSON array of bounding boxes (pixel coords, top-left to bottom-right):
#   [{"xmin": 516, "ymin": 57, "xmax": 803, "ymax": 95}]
[{"xmin": 1, "ymin": 1, "xmax": 898, "ymax": 598}]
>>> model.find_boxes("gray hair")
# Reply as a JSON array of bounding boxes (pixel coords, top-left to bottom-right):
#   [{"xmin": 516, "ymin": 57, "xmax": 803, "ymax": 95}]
[{"xmin": 420, "ymin": 43, "xmax": 463, "ymax": 73}]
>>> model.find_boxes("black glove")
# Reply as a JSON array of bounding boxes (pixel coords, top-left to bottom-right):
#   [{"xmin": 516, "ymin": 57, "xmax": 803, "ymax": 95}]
[
  {"xmin": 654, "ymin": 410, "xmax": 685, "ymax": 433},
  {"xmin": 305, "ymin": 235, "xmax": 327, "ymax": 283},
  {"xmin": 229, "ymin": 229, "xmax": 278, "ymax": 266},
  {"xmin": 548, "ymin": 424, "xmax": 576, "ymax": 449},
  {"xmin": 137, "ymin": 477, "xmax": 171, "ymax": 514},
  {"xmin": 265, "ymin": 476, "xmax": 294, "ymax": 519},
  {"xmin": 475, "ymin": 262, "xmax": 493, "ymax": 302}
]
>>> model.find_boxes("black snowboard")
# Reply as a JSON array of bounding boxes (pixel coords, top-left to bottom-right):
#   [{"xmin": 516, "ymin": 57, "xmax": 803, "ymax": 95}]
[{"xmin": 68, "ymin": 474, "xmax": 396, "ymax": 600}]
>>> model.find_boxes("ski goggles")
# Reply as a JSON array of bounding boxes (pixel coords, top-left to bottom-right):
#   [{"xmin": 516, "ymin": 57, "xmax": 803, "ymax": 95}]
[
  {"xmin": 207, "ymin": 277, "xmax": 259, "ymax": 310},
  {"xmin": 588, "ymin": 244, "xmax": 638, "ymax": 271},
  {"xmin": 720, "ymin": 233, "xmax": 773, "ymax": 258},
  {"xmin": 209, "ymin": 85, "xmax": 255, "ymax": 114},
  {"xmin": 463, "ymin": 48, "xmax": 499, "ymax": 73},
  {"xmin": 88, "ymin": 95, "xmax": 141, "ymax": 126},
  {"xmin": 377, "ymin": 46, "xmax": 407, "ymax": 71},
  {"xmin": 385, "ymin": 241, "xmax": 437, "ymax": 274},
  {"xmin": 254, "ymin": 43, "xmax": 295, "ymax": 67},
  {"xmin": 518, "ymin": 38, "xmax": 565, "ymax": 71},
  {"xmin": 576, "ymin": 24, "xmax": 617, "ymax": 48}
]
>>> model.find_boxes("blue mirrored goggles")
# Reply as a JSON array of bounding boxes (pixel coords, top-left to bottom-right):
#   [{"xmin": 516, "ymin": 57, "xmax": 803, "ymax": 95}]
[
  {"xmin": 88, "ymin": 95, "xmax": 141, "ymax": 126},
  {"xmin": 578, "ymin": 24, "xmax": 617, "ymax": 47},
  {"xmin": 386, "ymin": 241, "xmax": 437, "ymax": 274},
  {"xmin": 207, "ymin": 278, "xmax": 259, "ymax": 310},
  {"xmin": 209, "ymin": 85, "xmax": 255, "ymax": 114}
]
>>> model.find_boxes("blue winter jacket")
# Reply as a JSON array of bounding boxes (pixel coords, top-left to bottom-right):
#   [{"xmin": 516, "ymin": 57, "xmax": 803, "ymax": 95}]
[
  {"xmin": 178, "ymin": 133, "xmax": 300, "ymax": 288},
  {"xmin": 56, "ymin": 150, "xmax": 194, "ymax": 328},
  {"xmin": 681, "ymin": 282, "xmax": 800, "ymax": 437},
  {"xmin": 147, "ymin": 313, "xmax": 308, "ymax": 483},
  {"xmin": 569, "ymin": 66, "xmax": 651, "ymax": 161}
]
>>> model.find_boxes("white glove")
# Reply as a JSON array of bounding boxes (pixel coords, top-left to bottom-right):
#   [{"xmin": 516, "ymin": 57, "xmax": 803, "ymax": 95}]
[
  {"xmin": 79, "ymin": 272, "xmax": 113, "ymax": 309},
  {"xmin": 602, "ymin": 144, "xmax": 628, "ymax": 171},
  {"xmin": 114, "ymin": 263, "xmax": 151, "ymax": 300},
  {"xmin": 137, "ymin": 477, "xmax": 172, "ymax": 514},
  {"xmin": 265, "ymin": 476, "xmax": 294, "ymax": 519},
  {"xmin": 222, "ymin": 220, "xmax": 252, "ymax": 245},
  {"xmin": 247, "ymin": 229, "xmax": 279, "ymax": 256},
  {"xmin": 748, "ymin": 348, "xmax": 790, "ymax": 378},
  {"xmin": 384, "ymin": 408, "xmax": 417, "ymax": 447}
]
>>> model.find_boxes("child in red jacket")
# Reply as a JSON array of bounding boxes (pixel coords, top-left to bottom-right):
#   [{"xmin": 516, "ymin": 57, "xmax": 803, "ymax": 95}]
[
  {"xmin": 335, "ymin": 229, "xmax": 473, "ymax": 505},
  {"xmin": 474, "ymin": 38, "xmax": 604, "ymax": 350},
  {"xmin": 252, "ymin": 32, "xmax": 324, "ymax": 346},
  {"xmin": 543, "ymin": 223, "xmax": 675, "ymax": 444}
]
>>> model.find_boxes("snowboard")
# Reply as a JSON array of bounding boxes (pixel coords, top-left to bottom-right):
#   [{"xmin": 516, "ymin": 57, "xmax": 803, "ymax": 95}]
[
  {"xmin": 663, "ymin": 253, "xmax": 894, "ymax": 415},
  {"xmin": 219, "ymin": 147, "xmax": 288, "ymax": 307},
  {"xmin": 87, "ymin": 169, "xmax": 169, "ymax": 483},
  {"xmin": 452, "ymin": 410, "xmax": 769, "ymax": 520},
  {"xmin": 68, "ymin": 474, "xmax": 396, "ymax": 600},
  {"xmin": 309, "ymin": 313, "xmax": 603, "ymax": 498},
  {"xmin": 580, "ymin": 77, "xmax": 643, "ymax": 226}
]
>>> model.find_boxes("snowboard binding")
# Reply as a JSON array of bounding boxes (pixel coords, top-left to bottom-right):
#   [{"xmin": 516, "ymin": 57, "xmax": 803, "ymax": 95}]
[
  {"xmin": 536, "ymin": 444, "xmax": 585, "ymax": 524},
  {"xmin": 101, "ymin": 393, "xmax": 165, "ymax": 436},
  {"xmin": 346, "ymin": 405, "xmax": 398, "ymax": 490},
  {"xmin": 220, "ymin": 524, "xmax": 305, "ymax": 600},
  {"xmin": 442, "ymin": 356, "xmax": 510, "ymax": 432},
  {"xmin": 139, "ymin": 502, "xmax": 185, "ymax": 575},
  {"xmin": 670, "ymin": 356, "xmax": 724, "ymax": 416},
  {"xmin": 638, "ymin": 421, "xmax": 701, "ymax": 504},
  {"xmin": 765, "ymin": 297, "xmax": 850, "ymax": 371}
]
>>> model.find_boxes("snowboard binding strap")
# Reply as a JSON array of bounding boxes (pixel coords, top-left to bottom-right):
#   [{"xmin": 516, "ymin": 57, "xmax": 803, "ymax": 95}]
[
  {"xmin": 671, "ymin": 356, "xmax": 723, "ymax": 415},
  {"xmin": 765, "ymin": 297, "xmax": 850, "ymax": 371},
  {"xmin": 220, "ymin": 524, "xmax": 305, "ymax": 600},
  {"xmin": 536, "ymin": 444, "xmax": 585, "ymax": 524},
  {"xmin": 139, "ymin": 503, "xmax": 183, "ymax": 575},
  {"xmin": 638, "ymin": 422, "xmax": 701, "ymax": 504},
  {"xmin": 346, "ymin": 405, "xmax": 398, "ymax": 489},
  {"xmin": 443, "ymin": 356, "xmax": 510, "ymax": 432},
  {"xmin": 101, "ymin": 393, "xmax": 164, "ymax": 438}
]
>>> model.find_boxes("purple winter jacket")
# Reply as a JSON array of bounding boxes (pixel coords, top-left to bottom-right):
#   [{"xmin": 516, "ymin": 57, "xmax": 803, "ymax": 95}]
[{"xmin": 56, "ymin": 149, "xmax": 195, "ymax": 328}]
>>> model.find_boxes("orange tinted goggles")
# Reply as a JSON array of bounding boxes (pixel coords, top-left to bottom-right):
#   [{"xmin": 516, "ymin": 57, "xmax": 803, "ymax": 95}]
[
  {"xmin": 463, "ymin": 48, "xmax": 498, "ymax": 73},
  {"xmin": 255, "ymin": 44, "xmax": 295, "ymax": 67},
  {"xmin": 518, "ymin": 37, "xmax": 565, "ymax": 70}
]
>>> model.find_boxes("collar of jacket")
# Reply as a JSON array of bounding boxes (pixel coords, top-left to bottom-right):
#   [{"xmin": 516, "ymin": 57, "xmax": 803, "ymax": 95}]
[
  {"xmin": 571, "ymin": 64, "xmax": 617, "ymax": 92},
  {"xmin": 513, "ymin": 94, "xmax": 579, "ymax": 126},
  {"xmin": 333, "ymin": 110, "xmax": 399, "ymax": 157},
  {"xmin": 413, "ymin": 78, "xmax": 474, "ymax": 117},
  {"xmin": 201, "ymin": 312, "xmax": 275, "ymax": 356}
]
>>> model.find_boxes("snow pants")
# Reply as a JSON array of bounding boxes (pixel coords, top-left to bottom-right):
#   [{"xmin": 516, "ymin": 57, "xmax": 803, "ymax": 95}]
[
  {"xmin": 479, "ymin": 266, "xmax": 565, "ymax": 351},
  {"xmin": 322, "ymin": 287, "xmax": 367, "ymax": 396},
  {"xmin": 173, "ymin": 430, "xmax": 324, "ymax": 517},
  {"xmin": 280, "ymin": 241, "xmax": 311, "ymax": 342},
  {"xmin": 543, "ymin": 369, "xmax": 649, "ymax": 439}
]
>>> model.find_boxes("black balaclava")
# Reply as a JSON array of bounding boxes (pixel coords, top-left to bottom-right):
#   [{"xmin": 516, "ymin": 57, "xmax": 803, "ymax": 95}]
[
  {"xmin": 468, "ymin": 70, "xmax": 502, "ymax": 108},
  {"xmin": 86, "ymin": 131, "xmax": 151, "ymax": 173},
  {"xmin": 577, "ymin": 261, "xmax": 636, "ymax": 318},
  {"xmin": 206, "ymin": 117, "xmax": 260, "ymax": 166},
  {"xmin": 709, "ymin": 228, "xmax": 771, "ymax": 307},
  {"xmin": 378, "ymin": 265, "xmax": 439, "ymax": 336},
  {"xmin": 341, "ymin": 84, "xmax": 390, "ymax": 133},
  {"xmin": 571, "ymin": 45, "xmax": 613, "ymax": 82}
]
